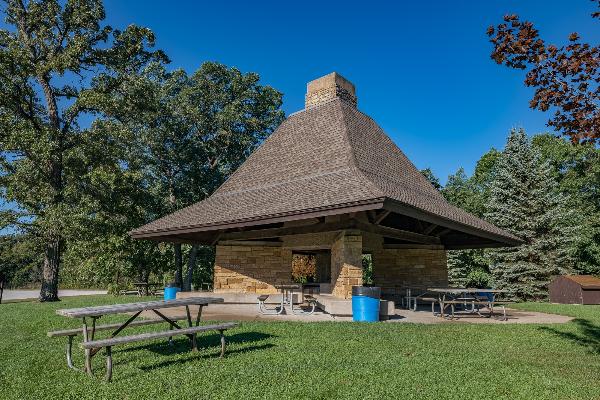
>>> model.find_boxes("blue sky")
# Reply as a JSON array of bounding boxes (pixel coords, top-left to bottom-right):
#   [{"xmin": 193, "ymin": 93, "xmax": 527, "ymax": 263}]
[
  {"xmin": 102, "ymin": 0, "xmax": 597, "ymax": 183},
  {"xmin": 0, "ymin": 1, "xmax": 597, "ymax": 186}
]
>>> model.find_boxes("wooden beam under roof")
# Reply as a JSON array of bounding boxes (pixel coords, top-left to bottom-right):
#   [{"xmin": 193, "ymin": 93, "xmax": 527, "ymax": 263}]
[
  {"xmin": 373, "ymin": 210, "xmax": 391, "ymax": 225},
  {"xmin": 219, "ymin": 219, "xmax": 440, "ymax": 244},
  {"xmin": 423, "ymin": 223, "xmax": 438, "ymax": 235},
  {"xmin": 436, "ymin": 228, "xmax": 452, "ymax": 237},
  {"xmin": 353, "ymin": 221, "xmax": 441, "ymax": 244}
]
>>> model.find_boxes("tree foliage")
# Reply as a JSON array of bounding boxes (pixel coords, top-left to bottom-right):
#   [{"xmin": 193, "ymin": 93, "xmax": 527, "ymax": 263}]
[
  {"xmin": 0, "ymin": 0, "xmax": 168, "ymax": 300},
  {"xmin": 487, "ymin": 3, "xmax": 600, "ymax": 143},
  {"xmin": 486, "ymin": 129, "xmax": 577, "ymax": 300},
  {"xmin": 0, "ymin": 1, "xmax": 284, "ymax": 297}
]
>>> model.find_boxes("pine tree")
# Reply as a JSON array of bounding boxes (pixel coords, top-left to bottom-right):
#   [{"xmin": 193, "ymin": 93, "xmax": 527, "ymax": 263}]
[{"xmin": 486, "ymin": 129, "xmax": 576, "ymax": 300}]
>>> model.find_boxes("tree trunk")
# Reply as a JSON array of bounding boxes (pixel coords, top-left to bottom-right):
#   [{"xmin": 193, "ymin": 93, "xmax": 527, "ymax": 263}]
[
  {"xmin": 39, "ymin": 238, "xmax": 61, "ymax": 302},
  {"xmin": 183, "ymin": 244, "xmax": 198, "ymax": 291},
  {"xmin": 174, "ymin": 243, "xmax": 183, "ymax": 288},
  {"xmin": 37, "ymin": 72, "xmax": 64, "ymax": 302}
]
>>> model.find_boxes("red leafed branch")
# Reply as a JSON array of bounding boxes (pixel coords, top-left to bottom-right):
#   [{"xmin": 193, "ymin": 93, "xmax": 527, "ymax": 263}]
[{"xmin": 487, "ymin": 2, "xmax": 600, "ymax": 144}]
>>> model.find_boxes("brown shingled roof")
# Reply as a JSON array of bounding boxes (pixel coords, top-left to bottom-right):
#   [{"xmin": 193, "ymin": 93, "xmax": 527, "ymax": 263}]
[
  {"xmin": 131, "ymin": 97, "xmax": 520, "ymax": 247},
  {"xmin": 564, "ymin": 275, "xmax": 600, "ymax": 289}
]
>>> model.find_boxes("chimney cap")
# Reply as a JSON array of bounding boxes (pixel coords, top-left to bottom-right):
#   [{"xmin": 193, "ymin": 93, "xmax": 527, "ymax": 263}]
[{"xmin": 305, "ymin": 72, "xmax": 357, "ymax": 109}]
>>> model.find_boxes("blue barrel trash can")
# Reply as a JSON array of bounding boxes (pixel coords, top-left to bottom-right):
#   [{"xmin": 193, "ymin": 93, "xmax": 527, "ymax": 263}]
[
  {"xmin": 352, "ymin": 286, "xmax": 381, "ymax": 322},
  {"xmin": 164, "ymin": 284, "xmax": 180, "ymax": 300},
  {"xmin": 477, "ymin": 291, "xmax": 495, "ymax": 302}
]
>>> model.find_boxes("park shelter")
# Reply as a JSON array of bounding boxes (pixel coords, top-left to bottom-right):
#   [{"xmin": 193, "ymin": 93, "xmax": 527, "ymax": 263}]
[
  {"xmin": 549, "ymin": 275, "xmax": 600, "ymax": 305},
  {"xmin": 131, "ymin": 72, "xmax": 521, "ymax": 300}
]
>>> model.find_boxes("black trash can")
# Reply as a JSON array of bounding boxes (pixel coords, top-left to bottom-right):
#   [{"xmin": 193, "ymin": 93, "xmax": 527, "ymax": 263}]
[{"xmin": 352, "ymin": 286, "xmax": 381, "ymax": 322}]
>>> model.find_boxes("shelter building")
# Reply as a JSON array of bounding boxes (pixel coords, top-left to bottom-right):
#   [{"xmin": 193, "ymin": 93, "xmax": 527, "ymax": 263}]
[{"xmin": 131, "ymin": 73, "xmax": 521, "ymax": 300}]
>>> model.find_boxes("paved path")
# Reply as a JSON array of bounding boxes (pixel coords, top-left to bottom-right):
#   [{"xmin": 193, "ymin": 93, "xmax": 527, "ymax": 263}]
[{"xmin": 2, "ymin": 289, "xmax": 107, "ymax": 301}]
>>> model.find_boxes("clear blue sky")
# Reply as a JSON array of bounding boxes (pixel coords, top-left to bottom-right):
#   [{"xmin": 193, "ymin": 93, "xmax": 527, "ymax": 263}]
[
  {"xmin": 102, "ymin": 0, "xmax": 597, "ymax": 183},
  {"xmin": 3, "ymin": 1, "xmax": 598, "ymax": 185}
]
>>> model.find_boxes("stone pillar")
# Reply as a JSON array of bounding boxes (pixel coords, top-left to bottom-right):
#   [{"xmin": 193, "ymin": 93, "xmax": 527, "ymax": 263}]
[{"xmin": 330, "ymin": 232, "xmax": 363, "ymax": 299}]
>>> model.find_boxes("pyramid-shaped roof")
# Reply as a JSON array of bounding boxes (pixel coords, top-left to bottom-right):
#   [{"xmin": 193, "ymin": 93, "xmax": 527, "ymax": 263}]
[{"xmin": 132, "ymin": 74, "xmax": 521, "ymax": 248}]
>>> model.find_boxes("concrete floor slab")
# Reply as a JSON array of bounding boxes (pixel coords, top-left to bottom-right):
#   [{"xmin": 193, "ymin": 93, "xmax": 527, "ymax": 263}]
[{"xmin": 142, "ymin": 302, "xmax": 572, "ymax": 324}]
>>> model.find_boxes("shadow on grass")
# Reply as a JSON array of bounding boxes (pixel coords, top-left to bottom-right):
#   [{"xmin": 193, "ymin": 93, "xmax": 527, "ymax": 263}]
[
  {"xmin": 539, "ymin": 318, "xmax": 600, "ymax": 354},
  {"xmin": 137, "ymin": 343, "xmax": 276, "ymax": 372}
]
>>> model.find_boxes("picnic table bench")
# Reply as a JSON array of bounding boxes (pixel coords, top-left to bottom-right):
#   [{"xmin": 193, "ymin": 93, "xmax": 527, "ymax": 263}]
[{"xmin": 50, "ymin": 297, "xmax": 234, "ymax": 381}]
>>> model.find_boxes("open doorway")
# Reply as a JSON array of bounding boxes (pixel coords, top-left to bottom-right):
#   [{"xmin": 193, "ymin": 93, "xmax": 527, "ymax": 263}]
[{"xmin": 291, "ymin": 250, "xmax": 331, "ymax": 294}]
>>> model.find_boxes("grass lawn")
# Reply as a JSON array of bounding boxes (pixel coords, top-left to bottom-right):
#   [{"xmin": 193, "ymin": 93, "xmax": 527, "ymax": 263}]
[{"xmin": 1, "ymin": 296, "xmax": 599, "ymax": 399}]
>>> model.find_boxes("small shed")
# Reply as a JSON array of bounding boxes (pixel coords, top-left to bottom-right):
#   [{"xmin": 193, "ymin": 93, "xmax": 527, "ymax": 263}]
[{"xmin": 549, "ymin": 275, "xmax": 600, "ymax": 304}]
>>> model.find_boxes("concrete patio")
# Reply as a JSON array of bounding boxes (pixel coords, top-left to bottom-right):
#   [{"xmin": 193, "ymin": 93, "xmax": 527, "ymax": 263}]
[{"xmin": 145, "ymin": 302, "xmax": 573, "ymax": 324}]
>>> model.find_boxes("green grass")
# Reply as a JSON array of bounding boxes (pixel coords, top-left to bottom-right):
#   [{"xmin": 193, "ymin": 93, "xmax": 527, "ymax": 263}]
[{"xmin": 1, "ymin": 296, "xmax": 599, "ymax": 400}]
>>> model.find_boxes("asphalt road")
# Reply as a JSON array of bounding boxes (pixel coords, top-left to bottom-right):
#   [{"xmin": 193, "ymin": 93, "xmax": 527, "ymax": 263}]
[{"xmin": 2, "ymin": 289, "xmax": 107, "ymax": 301}]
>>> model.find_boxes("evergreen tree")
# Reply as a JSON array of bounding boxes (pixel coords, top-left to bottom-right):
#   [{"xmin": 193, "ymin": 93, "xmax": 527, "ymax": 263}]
[
  {"xmin": 443, "ymin": 153, "xmax": 499, "ymax": 287},
  {"xmin": 486, "ymin": 129, "xmax": 576, "ymax": 300},
  {"xmin": 533, "ymin": 134, "xmax": 600, "ymax": 275}
]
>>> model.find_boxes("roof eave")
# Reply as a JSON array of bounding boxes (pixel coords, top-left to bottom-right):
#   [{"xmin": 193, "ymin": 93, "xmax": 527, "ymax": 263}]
[
  {"xmin": 382, "ymin": 198, "xmax": 523, "ymax": 247},
  {"xmin": 130, "ymin": 198, "xmax": 386, "ymax": 240}
]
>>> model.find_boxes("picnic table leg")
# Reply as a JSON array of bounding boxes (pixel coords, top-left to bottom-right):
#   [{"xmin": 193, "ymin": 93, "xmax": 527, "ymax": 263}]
[
  {"xmin": 277, "ymin": 290, "xmax": 285, "ymax": 314},
  {"xmin": 82, "ymin": 317, "xmax": 93, "ymax": 376},
  {"xmin": 219, "ymin": 329, "xmax": 226, "ymax": 358},
  {"xmin": 105, "ymin": 346, "xmax": 113, "ymax": 382},
  {"xmin": 66, "ymin": 335, "xmax": 76, "ymax": 370},
  {"xmin": 152, "ymin": 309, "xmax": 195, "ymax": 342},
  {"xmin": 185, "ymin": 305, "xmax": 198, "ymax": 351},
  {"xmin": 195, "ymin": 305, "xmax": 203, "ymax": 326}
]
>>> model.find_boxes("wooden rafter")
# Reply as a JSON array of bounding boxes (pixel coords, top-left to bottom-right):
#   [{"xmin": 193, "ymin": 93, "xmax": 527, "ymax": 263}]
[
  {"xmin": 373, "ymin": 210, "xmax": 391, "ymax": 225},
  {"xmin": 218, "ymin": 219, "xmax": 440, "ymax": 245},
  {"xmin": 423, "ymin": 223, "xmax": 438, "ymax": 235},
  {"xmin": 436, "ymin": 228, "xmax": 452, "ymax": 237}
]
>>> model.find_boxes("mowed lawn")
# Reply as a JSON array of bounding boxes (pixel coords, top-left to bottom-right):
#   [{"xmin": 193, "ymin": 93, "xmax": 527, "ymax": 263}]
[{"xmin": 0, "ymin": 296, "xmax": 599, "ymax": 399}]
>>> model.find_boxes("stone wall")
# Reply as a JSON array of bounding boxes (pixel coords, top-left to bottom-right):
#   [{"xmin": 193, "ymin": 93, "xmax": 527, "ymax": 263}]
[
  {"xmin": 330, "ymin": 233, "xmax": 363, "ymax": 299},
  {"xmin": 213, "ymin": 245, "xmax": 292, "ymax": 294},
  {"xmin": 371, "ymin": 248, "xmax": 448, "ymax": 299}
]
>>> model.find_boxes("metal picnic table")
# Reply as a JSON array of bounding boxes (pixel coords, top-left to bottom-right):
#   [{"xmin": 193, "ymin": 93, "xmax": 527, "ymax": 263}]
[
  {"xmin": 426, "ymin": 288, "xmax": 508, "ymax": 320},
  {"xmin": 132, "ymin": 282, "xmax": 162, "ymax": 296},
  {"xmin": 257, "ymin": 284, "xmax": 316, "ymax": 315},
  {"xmin": 55, "ymin": 297, "xmax": 224, "ymax": 375}
]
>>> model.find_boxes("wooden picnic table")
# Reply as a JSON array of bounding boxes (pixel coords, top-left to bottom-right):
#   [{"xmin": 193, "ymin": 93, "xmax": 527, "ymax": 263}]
[{"xmin": 55, "ymin": 297, "xmax": 224, "ymax": 376}]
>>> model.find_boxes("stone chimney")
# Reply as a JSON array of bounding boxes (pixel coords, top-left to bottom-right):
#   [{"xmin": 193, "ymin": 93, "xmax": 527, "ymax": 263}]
[{"xmin": 305, "ymin": 72, "xmax": 357, "ymax": 109}]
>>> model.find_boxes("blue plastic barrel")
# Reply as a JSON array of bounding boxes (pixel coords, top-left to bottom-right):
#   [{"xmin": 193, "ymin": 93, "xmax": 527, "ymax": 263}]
[
  {"xmin": 477, "ymin": 291, "xmax": 495, "ymax": 302},
  {"xmin": 164, "ymin": 285, "xmax": 180, "ymax": 300},
  {"xmin": 352, "ymin": 286, "xmax": 381, "ymax": 322}
]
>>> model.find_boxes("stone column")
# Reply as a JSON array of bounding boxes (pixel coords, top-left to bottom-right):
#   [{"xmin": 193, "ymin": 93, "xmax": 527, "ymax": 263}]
[{"xmin": 330, "ymin": 231, "xmax": 363, "ymax": 299}]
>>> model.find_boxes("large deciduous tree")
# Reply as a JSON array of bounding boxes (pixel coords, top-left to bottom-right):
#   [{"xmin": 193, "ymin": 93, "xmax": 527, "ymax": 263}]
[
  {"xmin": 487, "ymin": 2, "xmax": 600, "ymax": 144},
  {"xmin": 112, "ymin": 62, "xmax": 284, "ymax": 290},
  {"xmin": 0, "ymin": 0, "xmax": 166, "ymax": 301}
]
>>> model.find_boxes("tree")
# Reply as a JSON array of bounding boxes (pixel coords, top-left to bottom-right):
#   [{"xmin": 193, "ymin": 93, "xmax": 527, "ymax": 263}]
[
  {"xmin": 487, "ymin": 3, "xmax": 600, "ymax": 144},
  {"xmin": 0, "ymin": 0, "xmax": 166, "ymax": 300},
  {"xmin": 114, "ymin": 62, "xmax": 284, "ymax": 290},
  {"xmin": 420, "ymin": 168, "xmax": 441, "ymax": 190},
  {"xmin": 486, "ymin": 129, "xmax": 577, "ymax": 300},
  {"xmin": 442, "ymin": 152, "xmax": 500, "ymax": 286},
  {"xmin": 532, "ymin": 134, "xmax": 600, "ymax": 275}
]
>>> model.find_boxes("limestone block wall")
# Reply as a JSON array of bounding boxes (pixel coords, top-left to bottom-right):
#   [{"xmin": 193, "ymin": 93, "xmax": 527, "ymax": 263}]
[
  {"xmin": 330, "ymin": 233, "xmax": 363, "ymax": 299},
  {"xmin": 213, "ymin": 245, "xmax": 292, "ymax": 294},
  {"xmin": 371, "ymin": 248, "xmax": 448, "ymax": 299}
]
